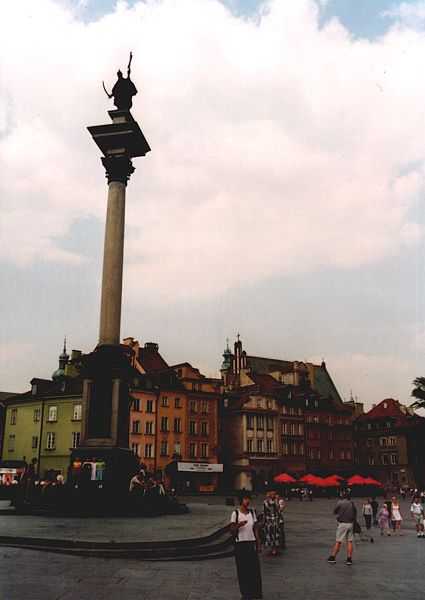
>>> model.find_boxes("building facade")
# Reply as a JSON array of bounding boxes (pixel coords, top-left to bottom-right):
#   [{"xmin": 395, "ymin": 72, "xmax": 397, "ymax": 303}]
[
  {"xmin": 221, "ymin": 337, "xmax": 355, "ymax": 490},
  {"xmin": 354, "ymin": 398, "xmax": 425, "ymax": 489}
]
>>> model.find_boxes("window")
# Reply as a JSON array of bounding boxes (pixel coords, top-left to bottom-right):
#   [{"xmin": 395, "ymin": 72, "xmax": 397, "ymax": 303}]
[
  {"xmin": 200, "ymin": 422, "xmax": 208, "ymax": 436},
  {"xmin": 189, "ymin": 442, "xmax": 196, "ymax": 458},
  {"xmin": 346, "ymin": 450, "xmax": 352, "ymax": 460},
  {"xmin": 266, "ymin": 416, "xmax": 274, "ymax": 431},
  {"xmin": 161, "ymin": 396, "xmax": 169, "ymax": 407},
  {"xmin": 257, "ymin": 415, "xmax": 264, "ymax": 430},
  {"xmin": 389, "ymin": 437, "xmax": 397, "ymax": 447},
  {"xmin": 8, "ymin": 434, "xmax": 15, "ymax": 452},
  {"xmin": 201, "ymin": 400, "xmax": 208, "ymax": 414},
  {"xmin": 174, "ymin": 418, "xmax": 182, "ymax": 433},
  {"xmin": 367, "ymin": 423, "xmax": 372, "ymax": 430},
  {"xmin": 10, "ymin": 408, "xmax": 17, "ymax": 425},
  {"xmin": 257, "ymin": 439, "xmax": 263, "ymax": 453},
  {"xmin": 174, "ymin": 397, "xmax": 181, "ymax": 409},
  {"xmin": 31, "ymin": 435, "xmax": 39, "ymax": 449},
  {"xmin": 190, "ymin": 400, "xmax": 197, "ymax": 413},
  {"xmin": 189, "ymin": 421, "xmax": 197, "ymax": 435},
  {"xmin": 366, "ymin": 438, "xmax": 373, "ymax": 447},
  {"xmin": 385, "ymin": 421, "xmax": 391, "ymax": 429},
  {"xmin": 368, "ymin": 456, "xmax": 375, "ymax": 465},
  {"xmin": 282, "ymin": 422, "xmax": 288, "ymax": 434},
  {"xmin": 282, "ymin": 441, "xmax": 289, "ymax": 455},
  {"xmin": 47, "ymin": 406, "xmax": 57, "ymax": 422},
  {"xmin": 174, "ymin": 441, "xmax": 181, "ymax": 455},
  {"xmin": 289, "ymin": 407, "xmax": 295, "ymax": 416},
  {"xmin": 266, "ymin": 439, "xmax": 273, "ymax": 453},
  {"xmin": 132, "ymin": 420, "xmax": 141, "ymax": 434},
  {"xmin": 247, "ymin": 439, "xmax": 253, "ymax": 453},
  {"xmin": 390, "ymin": 453, "xmax": 398, "ymax": 465},
  {"xmin": 329, "ymin": 431, "xmax": 333, "ymax": 441},
  {"xmin": 382, "ymin": 454, "xmax": 389, "ymax": 465},
  {"xmin": 131, "ymin": 443, "xmax": 140, "ymax": 456},
  {"xmin": 192, "ymin": 382, "xmax": 201, "ymax": 392},
  {"xmin": 72, "ymin": 404, "xmax": 82, "ymax": 421},
  {"xmin": 145, "ymin": 421, "xmax": 153, "ymax": 435},
  {"xmin": 31, "ymin": 384, "xmax": 37, "ymax": 395},
  {"xmin": 46, "ymin": 432, "xmax": 56, "ymax": 450},
  {"xmin": 200, "ymin": 443, "xmax": 208, "ymax": 458},
  {"xmin": 133, "ymin": 398, "xmax": 140, "ymax": 411},
  {"xmin": 160, "ymin": 417, "xmax": 169, "ymax": 432},
  {"xmin": 314, "ymin": 400, "xmax": 319, "ymax": 408},
  {"xmin": 266, "ymin": 399, "xmax": 272, "ymax": 410},
  {"xmin": 33, "ymin": 408, "xmax": 41, "ymax": 423},
  {"xmin": 313, "ymin": 415, "xmax": 319, "ymax": 424},
  {"xmin": 71, "ymin": 431, "xmax": 80, "ymax": 449},
  {"xmin": 329, "ymin": 448, "xmax": 334, "ymax": 460},
  {"xmin": 299, "ymin": 443, "xmax": 304, "ymax": 456},
  {"xmin": 340, "ymin": 450, "xmax": 345, "ymax": 460},
  {"xmin": 160, "ymin": 440, "xmax": 168, "ymax": 456},
  {"xmin": 282, "ymin": 405, "xmax": 287, "ymax": 415},
  {"xmin": 256, "ymin": 398, "xmax": 263, "ymax": 408},
  {"xmin": 380, "ymin": 437, "xmax": 388, "ymax": 447},
  {"xmin": 247, "ymin": 415, "xmax": 254, "ymax": 430},
  {"xmin": 144, "ymin": 443, "xmax": 153, "ymax": 458},
  {"xmin": 146, "ymin": 400, "xmax": 153, "ymax": 413}
]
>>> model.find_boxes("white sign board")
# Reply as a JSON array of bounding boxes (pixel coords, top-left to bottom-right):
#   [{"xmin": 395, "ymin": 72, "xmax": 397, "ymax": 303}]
[{"xmin": 177, "ymin": 462, "xmax": 223, "ymax": 473}]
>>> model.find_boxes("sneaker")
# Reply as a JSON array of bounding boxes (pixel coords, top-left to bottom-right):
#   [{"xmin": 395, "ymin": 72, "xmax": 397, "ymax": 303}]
[
  {"xmin": 345, "ymin": 558, "xmax": 353, "ymax": 566},
  {"xmin": 327, "ymin": 556, "xmax": 336, "ymax": 563}
]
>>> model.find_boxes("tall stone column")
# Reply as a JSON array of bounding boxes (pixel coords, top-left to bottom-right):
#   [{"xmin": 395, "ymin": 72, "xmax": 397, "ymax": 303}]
[{"xmin": 98, "ymin": 156, "xmax": 134, "ymax": 346}]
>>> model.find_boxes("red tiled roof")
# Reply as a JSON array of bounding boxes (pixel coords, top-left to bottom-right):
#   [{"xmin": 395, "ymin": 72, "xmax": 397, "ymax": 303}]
[
  {"xmin": 357, "ymin": 398, "xmax": 424, "ymax": 426},
  {"xmin": 138, "ymin": 347, "xmax": 169, "ymax": 372},
  {"xmin": 249, "ymin": 373, "xmax": 281, "ymax": 392}
]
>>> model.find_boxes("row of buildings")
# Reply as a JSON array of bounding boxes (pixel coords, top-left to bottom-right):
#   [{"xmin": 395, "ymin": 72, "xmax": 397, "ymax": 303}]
[{"xmin": 1, "ymin": 336, "xmax": 424, "ymax": 491}]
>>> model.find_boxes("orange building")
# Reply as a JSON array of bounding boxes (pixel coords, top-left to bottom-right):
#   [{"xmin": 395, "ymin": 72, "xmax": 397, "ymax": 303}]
[{"xmin": 124, "ymin": 338, "xmax": 222, "ymax": 492}]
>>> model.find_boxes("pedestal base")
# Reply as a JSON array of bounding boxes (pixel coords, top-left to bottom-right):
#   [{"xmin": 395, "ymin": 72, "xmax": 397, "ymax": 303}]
[{"xmin": 68, "ymin": 446, "xmax": 139, "ymax": 510}]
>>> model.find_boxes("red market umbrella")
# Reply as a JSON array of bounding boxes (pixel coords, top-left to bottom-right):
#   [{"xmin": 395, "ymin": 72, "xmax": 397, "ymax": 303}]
[
  {"xmin": 347, "ymin": 475, "xmax": 368, "ymax": 486},
  {"xmin": 300, "ymin": 474, "xmax": 317, "ymax": 483},
  {"xmin": 321, "ymin": 476, "xmax": 341, "ymax": 487},
  {"xmin": 363, "ymin": 477, "xmax": 383, "ymax": 487},
  {"xmin": 301, "ymin": 475, "xmax": 326, "ymax": 487},
  {"xmin": 330, "ymin": 475, "xmax": 344, "ymax": 481},
  {"xmin": 273, "ymin": 473, "xmax": 297, "ymax": 484}
]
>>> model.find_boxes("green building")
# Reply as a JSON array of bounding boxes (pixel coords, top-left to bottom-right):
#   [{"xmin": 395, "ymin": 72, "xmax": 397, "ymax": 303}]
[{"xmin": 1, "ymin": 343, "xmax": 83, "ymax": 478}]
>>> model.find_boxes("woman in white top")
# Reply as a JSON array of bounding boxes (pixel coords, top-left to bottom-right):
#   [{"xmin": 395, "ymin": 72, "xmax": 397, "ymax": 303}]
[
  {"xmin": 391, "ymin": 496, "xmax": 403, "ymax": 535},
  {"xmin": 230, "ymin": 492, "xmax": 263, "ymax": 600}
]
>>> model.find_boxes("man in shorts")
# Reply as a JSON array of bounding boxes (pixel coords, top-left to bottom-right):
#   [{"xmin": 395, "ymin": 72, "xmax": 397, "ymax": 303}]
[{"xmin": 327, "ymin": 491, "xmax": 357, "ymax": 565}]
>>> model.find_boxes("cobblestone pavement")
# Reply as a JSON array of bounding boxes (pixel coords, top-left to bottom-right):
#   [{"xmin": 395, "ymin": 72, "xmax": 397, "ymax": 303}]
[{"xmin": 0, "ymin": 497, "xmax": 423, "ymax": 599}]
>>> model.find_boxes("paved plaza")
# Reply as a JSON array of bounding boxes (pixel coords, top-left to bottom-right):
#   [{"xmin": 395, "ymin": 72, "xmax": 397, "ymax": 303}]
[{"xmin": 0, "ymin": 496, "xmax": 423, "ymax": 599}]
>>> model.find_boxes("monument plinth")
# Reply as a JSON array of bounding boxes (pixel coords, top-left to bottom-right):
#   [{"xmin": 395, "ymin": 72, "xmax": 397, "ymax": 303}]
[{"xmin": 70, "ymin": 59, "xmax": 150, "ymax": 502}]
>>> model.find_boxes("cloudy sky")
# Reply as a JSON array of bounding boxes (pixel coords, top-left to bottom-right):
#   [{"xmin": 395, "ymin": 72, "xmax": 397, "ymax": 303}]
[{"xmin": 1, "ymin": 0, "xmax": 425, "ymax": 409}]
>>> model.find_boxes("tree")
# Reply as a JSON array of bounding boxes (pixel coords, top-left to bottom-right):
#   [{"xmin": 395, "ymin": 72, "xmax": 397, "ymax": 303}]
[{"xmin": 411, "ymin": 377, "xmax": 425, "ymax": 409}]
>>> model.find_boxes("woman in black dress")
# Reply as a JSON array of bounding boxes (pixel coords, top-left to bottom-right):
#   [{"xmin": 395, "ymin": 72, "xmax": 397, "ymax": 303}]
[{"xmin": 230, "ymin": 492, "xmax": 263, "ymax": 600}]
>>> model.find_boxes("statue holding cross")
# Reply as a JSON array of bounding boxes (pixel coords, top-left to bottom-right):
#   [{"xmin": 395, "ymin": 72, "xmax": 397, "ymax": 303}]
[{"xmin": 103, "ymin": 52, "xmax": 138, "ymax": 111}]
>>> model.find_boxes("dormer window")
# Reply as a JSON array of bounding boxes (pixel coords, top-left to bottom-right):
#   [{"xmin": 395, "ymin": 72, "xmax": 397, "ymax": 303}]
[
  {"xmin": 31, "ymin": 384, "xmax": 37, "ymax": 395},
  {"xmin": 383, "ymin": 402, "xmax": 388, "ymax": 409}
]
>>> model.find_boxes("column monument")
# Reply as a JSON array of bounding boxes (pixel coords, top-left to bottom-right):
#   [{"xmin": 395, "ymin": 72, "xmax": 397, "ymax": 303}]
[{"xmin": 70, "ymin": 54, "xmax": 150, "ymax": 503}]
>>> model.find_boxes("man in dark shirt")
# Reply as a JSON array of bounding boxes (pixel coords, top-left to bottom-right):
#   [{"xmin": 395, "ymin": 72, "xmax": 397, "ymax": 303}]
[{"xmin": 327, "ymin": 492, "xmax": 357, "ymax": 565}]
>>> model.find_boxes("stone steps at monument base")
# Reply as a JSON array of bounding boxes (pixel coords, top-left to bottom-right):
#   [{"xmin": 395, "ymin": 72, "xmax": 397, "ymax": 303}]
[{"xmin": 0, "ymin": 527, "xmax": 235, "ymax": 561}]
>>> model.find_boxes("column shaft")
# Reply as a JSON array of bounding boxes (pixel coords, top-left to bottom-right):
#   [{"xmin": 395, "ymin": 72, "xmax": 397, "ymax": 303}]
[{"xmin": 99, "ymin": 181, "xmax": 126, "ymax": 345}]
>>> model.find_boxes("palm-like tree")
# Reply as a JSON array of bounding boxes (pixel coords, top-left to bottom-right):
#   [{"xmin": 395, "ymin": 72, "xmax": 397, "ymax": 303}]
[{"xmin": 411, "ymin": 377, "xmax": 425, "ymax": 409}]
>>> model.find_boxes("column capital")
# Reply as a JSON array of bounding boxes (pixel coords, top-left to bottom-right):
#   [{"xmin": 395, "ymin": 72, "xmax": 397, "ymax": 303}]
[{"xmin": 101, "ymin": 156, "xmax": 135, "ymax": 185}]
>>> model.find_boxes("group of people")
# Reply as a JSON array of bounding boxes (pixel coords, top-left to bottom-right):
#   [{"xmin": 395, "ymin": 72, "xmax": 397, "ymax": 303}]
[{"xmin": 328, "ymin": 491, "xmax": 425, "ymax": 567}]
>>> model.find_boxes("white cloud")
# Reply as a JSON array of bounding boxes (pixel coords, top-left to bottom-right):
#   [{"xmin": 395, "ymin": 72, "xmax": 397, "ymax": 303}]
[
  {"xmin": 383, "ymin": 2, "xmax": 425, "ymax": 27},
  {"xmin": 0, "ymin": 0, "xmax": 424, "ymax": 299}
]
